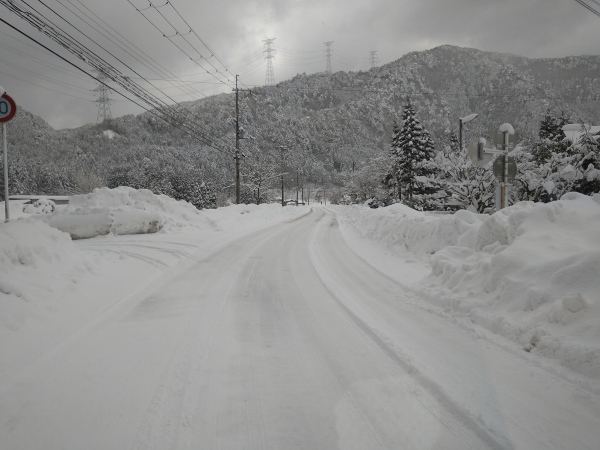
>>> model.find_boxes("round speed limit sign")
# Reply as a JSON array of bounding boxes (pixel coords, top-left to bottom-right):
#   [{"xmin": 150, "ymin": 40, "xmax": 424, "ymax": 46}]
[{"xmin": 0, "ymin": 93, "xmax": 17, "ymax": 123}]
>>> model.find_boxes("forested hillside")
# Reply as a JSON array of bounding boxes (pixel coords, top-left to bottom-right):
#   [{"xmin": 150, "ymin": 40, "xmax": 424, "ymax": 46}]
[{"xmin": 3, "ymin": 45, "xmax": 600, "ymax": 208}]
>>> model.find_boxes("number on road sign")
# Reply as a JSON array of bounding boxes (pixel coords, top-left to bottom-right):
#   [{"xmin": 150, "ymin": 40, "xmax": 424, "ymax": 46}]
[{"xmin": 0, "ymin": 93, "xmax": 17, "ymax": 123}]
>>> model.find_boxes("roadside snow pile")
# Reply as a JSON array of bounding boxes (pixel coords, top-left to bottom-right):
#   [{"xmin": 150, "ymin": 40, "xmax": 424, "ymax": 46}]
[
  {"xmin": 336, "ymin": 202, "xmax": 486, "ymax": 256},
  {"xmin": 336, "ymin": 193, "xmax": 600, "ymax": 378},
  {"xmin": 28, "ymin": 187, "xmax": 310, "ymax": 239},
  {"xmin": 42, "ymin": 187, "xmax": 205, "ymax": 239},
  {"xmin": 0, "ymin": 221, "xmax": 90, "ymax": 330}
]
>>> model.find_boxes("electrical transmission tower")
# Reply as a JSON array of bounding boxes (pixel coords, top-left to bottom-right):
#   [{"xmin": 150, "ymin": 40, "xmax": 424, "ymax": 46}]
[
  {"xmin": 323, "ymin": 41, "xmax": 334, "ymax": 73},
  {"xmin": 369, "ymin": 50, "xmax": 379, "ymax": 69},
  {"xmin": 263, "ymin": 38, "xmax": 276, "ymax": 86},
  {"xmin": 93, "ymin": 70, "xmax": 113, "ymax": 122}
]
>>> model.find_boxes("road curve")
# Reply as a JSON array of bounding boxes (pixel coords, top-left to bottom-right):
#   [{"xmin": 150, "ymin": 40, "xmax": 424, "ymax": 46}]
[{"xmin": 1, "ymin": 207, "xmax": 599, "ymax": 450}]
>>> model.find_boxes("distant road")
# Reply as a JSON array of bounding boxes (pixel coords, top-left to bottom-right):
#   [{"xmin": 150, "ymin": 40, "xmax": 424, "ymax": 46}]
[{"xmin": 1, "ymin": 207, "xmax": 599, "ymax": 449}]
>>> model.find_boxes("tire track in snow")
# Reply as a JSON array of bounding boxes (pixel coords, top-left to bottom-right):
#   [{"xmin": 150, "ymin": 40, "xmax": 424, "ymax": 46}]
[
  {"xmin": 306, "ymin": 208, "xmax": 509, "ymax": 450},
  {"xmin": 129, "ymin": 216, "xmax": 308, "ymax": 450}
]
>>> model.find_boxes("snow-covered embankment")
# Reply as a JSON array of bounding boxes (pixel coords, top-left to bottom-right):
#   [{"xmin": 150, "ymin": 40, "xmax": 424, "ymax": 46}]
[{"xmin": 334, "ymin": 193, "xmax": 600, "ymax": 378}]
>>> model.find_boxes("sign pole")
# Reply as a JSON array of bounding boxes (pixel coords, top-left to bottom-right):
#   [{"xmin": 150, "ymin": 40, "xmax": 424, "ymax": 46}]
[
  {"xmin": 0, "ymin": 92, "xmax": 17, "ymax": 222},
  {"xmin": 501, "ymin": 131, "xmax": 509, "ymax": 209},
  {"xmin": 3, "ymin": 122, "xmax": 8, "ymax": 222}
]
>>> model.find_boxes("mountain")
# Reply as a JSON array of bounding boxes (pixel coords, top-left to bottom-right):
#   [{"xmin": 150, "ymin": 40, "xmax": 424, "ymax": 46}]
[{"xmin": 4, "ymin": 45, "xmax": 600, "ymax": 201}]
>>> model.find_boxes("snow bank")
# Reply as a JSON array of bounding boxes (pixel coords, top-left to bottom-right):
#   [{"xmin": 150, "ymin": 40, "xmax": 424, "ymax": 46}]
[
  {"xmin": 40, "ymin": 187, "xmax": 204, "ymax": 239},
  {"xmin": 0, "ymin": 187, "xmax": 308, "ymax": 349},
  {"xmin": 27, "ymin": 187, "xmax": 308, "ymax": 239},
  {"xmin": 338, "ymin": 202, "xmax": 486, "ymax": 255},
  {"xmin": 336, "ymin": 194, "xmax": 600, "ymax": 378},
  {"xmin": 0, "ymin": 221, "xmax": 90, "ymax": 331}
]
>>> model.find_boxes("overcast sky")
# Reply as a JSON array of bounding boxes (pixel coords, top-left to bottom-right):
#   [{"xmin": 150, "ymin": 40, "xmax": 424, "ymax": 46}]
[{"xmin": 1, "ymin": 0, "xmax": 600, "ymax": 129}]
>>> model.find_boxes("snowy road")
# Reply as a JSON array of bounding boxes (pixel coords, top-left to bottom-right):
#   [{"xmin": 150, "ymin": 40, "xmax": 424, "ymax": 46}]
[{"xmin": 2, "ymin": 207, "xmax": 600, "ymax": 449}]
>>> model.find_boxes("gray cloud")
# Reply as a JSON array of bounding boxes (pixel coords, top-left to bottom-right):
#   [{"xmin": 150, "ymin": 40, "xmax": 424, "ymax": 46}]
[{"xmin": 1, "ymin": 0, "xmax": 599, "ymax": 129}]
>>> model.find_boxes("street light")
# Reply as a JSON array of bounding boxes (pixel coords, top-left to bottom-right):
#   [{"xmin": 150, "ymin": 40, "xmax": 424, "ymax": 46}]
[{"xmin": 459, "ymin": 113, "xmax": 479, "ymax": 152}]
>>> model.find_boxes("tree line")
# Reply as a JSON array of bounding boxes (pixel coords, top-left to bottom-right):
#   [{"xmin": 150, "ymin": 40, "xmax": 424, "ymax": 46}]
[{"xmin": 341, "ymin": 99, "xmax": 600, "ymax": 212}]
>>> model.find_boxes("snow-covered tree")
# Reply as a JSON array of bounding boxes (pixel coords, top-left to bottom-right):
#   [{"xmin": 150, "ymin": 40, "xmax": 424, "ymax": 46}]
[
  {"xmin": 514, "ymin": 115, "xmax": 600, "ymax": 202},
  {"xmin": 394, "ymin": 98, "xmax": 440, "ymax": 209},
  {"xmin": 448, "ymin": 131, "xmax": 459, "ymax": 153},
  {"xmin": 436, "ymin": 144, "xmax": 495, "ymax": 213},
  {"xmin": 345, "ymin": 155, "xmax": 389, "ymax": 205},
  {"xmin": 532, "ymin": 112, "xmax": 572, "ymax": 164},
  {"xmin": 385, "ymin": 119, "xmax": 402, "ymax": 201},
  {"xmin": 243, "ymin": 157, "xmax": 278, "ymax": 205},
  {"xmin": 572, "ymin": 128, "xmax": 600, "ymax": 195}
]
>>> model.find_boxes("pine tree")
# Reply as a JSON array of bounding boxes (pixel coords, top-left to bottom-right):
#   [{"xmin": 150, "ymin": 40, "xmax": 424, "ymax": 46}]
[
  {"xmin": 448, "ymin": 131, "xmax": 459, "ymax": 153},
  {"xmin": 385, "ymin": 119, "xmax": 402, "ymax": 201},
  {"xmin": 396, "ymin": 98, "xmax": 438, "ymax": 207},
  {"xmin": 532, "ymin": 112, "xmax": 571, "ymax": 164},
  {"xmin": 572, "ymin": 129, "xmax": 600, "ymax": 195},
  {"xmin": 397, "ymin": 99, "xmax": 421, "ymax": 200},
  {"xmin": 539, "ymin": 112, "xmax": 561, "ymax": 142}
]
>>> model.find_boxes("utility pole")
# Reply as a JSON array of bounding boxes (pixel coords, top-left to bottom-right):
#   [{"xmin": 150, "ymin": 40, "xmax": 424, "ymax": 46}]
[
  {"xmin": 296, "ymin": 169, "xmax": 299, "ymax": 206},
  {"xmin": 278, "ymin": 145, "xmax": 287, "ymax": 206},
  {"xmin": 93, "ymin": 69, "xmax": 113, "ymax": 123},
  {"xmin": 234, "ymin": 75, "xmax": 251, "ymax": 204},
  {"xmin": 501, "ymin": 131, "xmax": 510, "ymax": 209},
  {"xmin": 323, "ymin": 41, "xmax": 334, "ymax": 73},
  {"xmin": 369, "ymin": 50, "xmax": 379, "ymax": 69},
  {"xmin": 263, "ymin": 38, "xmax": 276, "ymax": 86}
]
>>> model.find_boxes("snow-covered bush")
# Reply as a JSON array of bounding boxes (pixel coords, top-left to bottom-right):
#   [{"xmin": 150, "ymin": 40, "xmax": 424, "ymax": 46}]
[{"xmin": 22, "ymin": 198, "xmax": 55, "ymax": 214}]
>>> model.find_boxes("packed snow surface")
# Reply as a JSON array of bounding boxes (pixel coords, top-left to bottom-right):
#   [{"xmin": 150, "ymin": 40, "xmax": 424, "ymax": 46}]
[
  {"xmin": 1, "ymin": 187, "xmax": 600, "ymax": 448},
  {"xmin": 334, "ymin": 192, "xmax": 600, "ymax": 378},
  {"xmin": 0, "ymin": 188, "xmax": 310, "ymax": 361},
  {"xmin": 2, "ymin": 188, "xmax": 599, "ymax": 378}
]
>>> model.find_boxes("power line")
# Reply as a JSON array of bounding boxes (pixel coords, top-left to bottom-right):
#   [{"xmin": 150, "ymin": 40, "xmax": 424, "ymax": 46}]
[
  {"xmin": 126, "ymin": 0, "xmax": 236, "ymax": 89},
  {"xmin": 0, "ymin": 7, "xmax": 231, "ymax": 154},
  {"xmin": 0, "ymin": 69, "xmax": 94, "ymax": 101},
  {"xmin": 0, "ymin": 29, "xmax": 91, "ymax": 83},
  {"xmin": 58, "ymin": 0, "xmax": 212, "ymax": 102},
  {"xmin": 0, "ymin": 56, "xmax": 93, "ymax": 93},
  {"xmin": 574, "ymin": 0, "xmax": 600, "ymax": 17}
]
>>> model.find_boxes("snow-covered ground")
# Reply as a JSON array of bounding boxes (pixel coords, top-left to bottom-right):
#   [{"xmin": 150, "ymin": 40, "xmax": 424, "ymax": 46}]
[
  {"xmin": 0, "ymin": 188, "xmax": 310, "ymax": 374},
  {"xmin": 2, "ymin": 188, "xmax": 599, "ymax": 379},
  {"xmin": 1, "ymin": 187, "xmax": 600, "ymax": 448},
  {"xmin": 333, "ymin": 192, "xmax": 600, "ymax": 380}
]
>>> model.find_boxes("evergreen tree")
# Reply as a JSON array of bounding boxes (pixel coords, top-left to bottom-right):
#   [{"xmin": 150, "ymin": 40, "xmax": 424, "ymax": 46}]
[
  {"xmin": 572, "ymin": 129, "xmax": 600, "ymax": 195},
  {"xmin": 448, "ymin": 131, "xmax": 459, "ymax": 153},
  {"xmin": 397, "ymin": 99, "xmax": 421, "ymax": 200},
  {"xmin": 385, "ymin": 119, "xmax": 402, "ymax": 201},
  {"xmin": 396, "ymin": 98, "xmax": 439, "ymax": 208},
  {"xmin": 539, "ymin": 112, "xmax": 562, "ymax": 142},
  {"xmin": 532, "ymin": 112, "xmax": 571, "ymax": 164}
]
